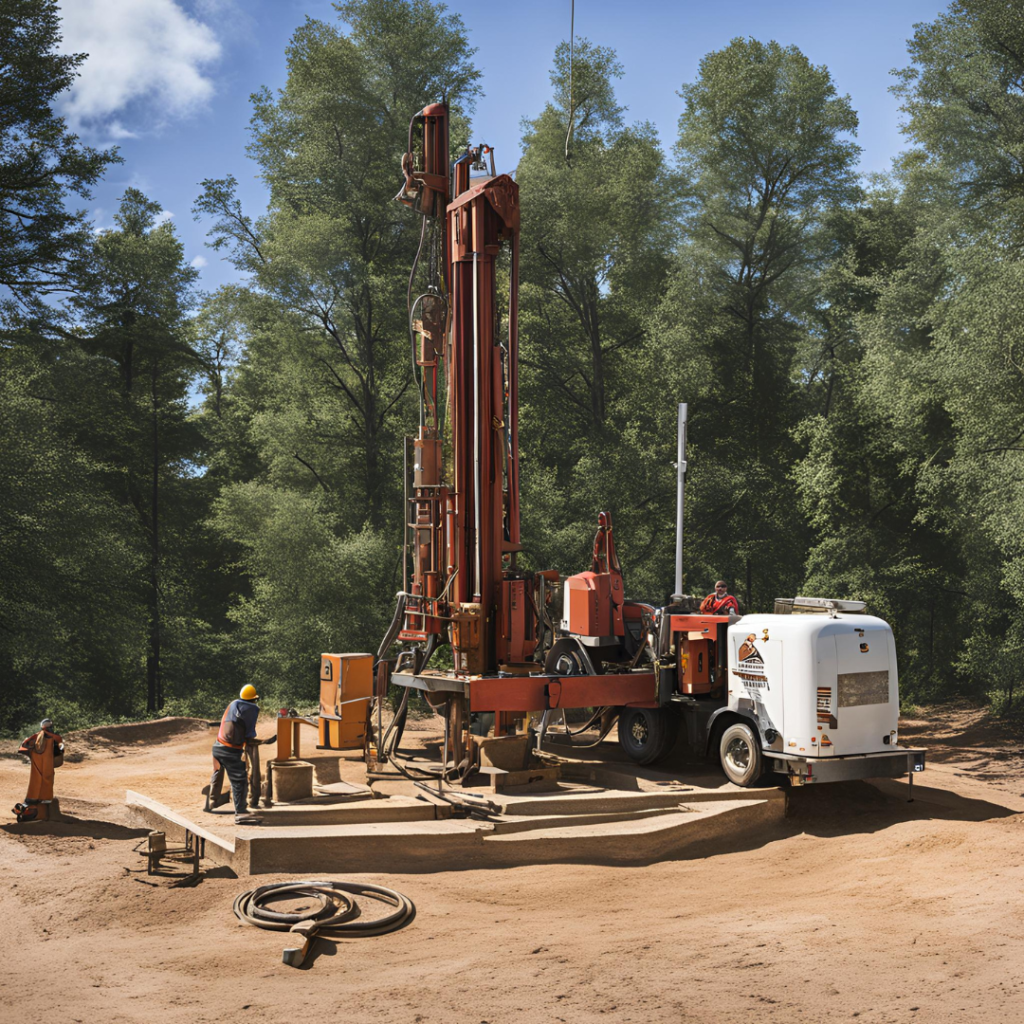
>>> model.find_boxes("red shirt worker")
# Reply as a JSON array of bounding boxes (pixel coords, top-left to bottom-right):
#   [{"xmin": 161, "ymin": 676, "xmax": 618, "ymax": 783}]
[{"xmin": 700, "ymin": 580, "xmax": 740, "ymax": 615}]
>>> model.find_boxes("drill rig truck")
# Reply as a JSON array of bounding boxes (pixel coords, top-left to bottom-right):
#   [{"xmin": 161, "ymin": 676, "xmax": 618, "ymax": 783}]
[{"xmin": 319, "ymin": 102, "xmax": 926, "ymax": 792}]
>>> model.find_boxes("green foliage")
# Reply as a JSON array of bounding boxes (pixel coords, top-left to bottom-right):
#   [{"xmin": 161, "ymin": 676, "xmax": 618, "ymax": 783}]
[
  {"xmin": 0, "ymin": 341, "xmax": 146, "ymax": 732},
  {"xmin": 8, "ymin": 0, "xmax": 1024, "ymax": 732},
  {"xmin": 0, "ymin": 0, "xmax": 119, "ymax": 297},
  {"xmin": 194, "ymin": 0, "xmax": 480, "ymax": 529},
  {"xmin": 893, "ymin": 0, "xmax": 1024, "ymax": 233},
  {"xmin": 211, "ymin": 483, "xmax": 396, "ymax": 703},
  {"xmin": 650, "ymin": 37, "xmax": 861, "ymax": 610},
  {"xmin": 515, "ymin": 39, "xmax": 679, "ymax": 596}
]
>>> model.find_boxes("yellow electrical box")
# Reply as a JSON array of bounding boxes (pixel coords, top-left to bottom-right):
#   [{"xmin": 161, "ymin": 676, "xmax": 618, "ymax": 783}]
[{"xmin": 318, "ymin": 652, "xmax": 373, "ymax": 750}]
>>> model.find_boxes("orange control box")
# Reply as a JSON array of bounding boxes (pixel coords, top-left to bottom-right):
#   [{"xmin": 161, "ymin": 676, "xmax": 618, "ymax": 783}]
[
  {"xmin": 564, "ymin": 571, "xmax": 622, "ymax": 637},
  {"xmin": 680, "ymin": 636, "xmax": 712, "ymax": 694},
  {"xmin": 318, "ymin": 652, "xmax": 372, "ymax": 749}
]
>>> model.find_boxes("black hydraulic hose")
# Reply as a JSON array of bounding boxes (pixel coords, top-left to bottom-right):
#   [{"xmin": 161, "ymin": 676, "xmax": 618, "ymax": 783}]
[
  {"xmin": 374, "ymin": 591, "xmax": 408, "ymax": 751},
  {"xmin": 233, "ymin": 880, "xmax": 414, "ymax": 968},
  {"xmin": 371, "ymin": 690, "xmax": 498, "ymax": 818},
  {"xmin": 561, "ymin": 705, "xmax": 609, "ymax": 737},
  {"xmin": 376, "ymin": 631, "xmax": 436, "ymax": 760},
  {"xmin": 542, "ymin": 706, "xmax": 619, "ymax": 750},
  {"xmin": 376, "ymin": 592, "xmax": 408, "ymax": 667},
  {"xmin": 558, "ymin": 710, "xmax": 619, "ymax": 750},
  {"xmin": 379, "ymin": 683, "xmax": 411, "ymax": 756}
]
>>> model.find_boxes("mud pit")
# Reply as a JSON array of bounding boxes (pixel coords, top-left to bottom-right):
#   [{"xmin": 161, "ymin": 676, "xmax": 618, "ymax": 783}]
[{"xmin": 2, "ymin": 705, "xmax": 1023, "ymax": 1024}]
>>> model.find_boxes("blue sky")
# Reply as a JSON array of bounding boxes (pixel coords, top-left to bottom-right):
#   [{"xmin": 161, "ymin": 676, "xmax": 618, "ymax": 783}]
[{"xmin": 56, "ymin": 0, "xmax": 949, "ymax": 293}]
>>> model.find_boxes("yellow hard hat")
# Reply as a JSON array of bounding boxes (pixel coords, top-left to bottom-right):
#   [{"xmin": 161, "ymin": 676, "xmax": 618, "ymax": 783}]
[{"xmin": 240, "ymin": 684, "xmax": 259, "ymax": 701}]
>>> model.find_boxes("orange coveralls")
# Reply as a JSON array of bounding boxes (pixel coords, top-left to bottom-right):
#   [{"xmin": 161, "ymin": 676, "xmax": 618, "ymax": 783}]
[{"xmin": 13, "ymin": 728, "xmax": 63, "ymax": 822}]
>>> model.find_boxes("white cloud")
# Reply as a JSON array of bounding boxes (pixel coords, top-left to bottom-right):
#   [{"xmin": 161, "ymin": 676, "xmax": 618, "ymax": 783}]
[
  {"xmin": 57, "ymin": 0, "xmax": 222, "ymax": 135},
  {"xmin": 191, "ymin": 255, "xmax": 208, "ymax": 268},
  {"xmin": 155, "ymin": 209, "xmax": 175, "ymax": 226}
]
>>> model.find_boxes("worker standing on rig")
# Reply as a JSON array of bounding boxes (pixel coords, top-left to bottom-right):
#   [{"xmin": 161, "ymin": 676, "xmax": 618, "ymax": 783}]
[
  {"xmin": 700, "ymin": 580, "xmax": 740, "ymax": 615},
  {"xmin": 211, "ymin": 685, "xmax": 262, "ymax": 825}
]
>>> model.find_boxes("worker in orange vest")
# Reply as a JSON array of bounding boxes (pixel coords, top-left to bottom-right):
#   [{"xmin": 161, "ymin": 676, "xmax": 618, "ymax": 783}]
[
  {"xmin": 211, "ymin": 685, "xmax": 263, "ymax": 825},
  {"xmin": 700, "ymin": 580, "xmax": 740, "ymax": 615},
  {"xmin": 13, "ymin": 719, "xmax": 64, "ymax": 823}
]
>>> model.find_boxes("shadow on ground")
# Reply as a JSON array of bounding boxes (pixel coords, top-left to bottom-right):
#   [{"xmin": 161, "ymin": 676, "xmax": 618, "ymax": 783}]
[{"xmin": 1, "ymin": 817, "xmax": 151, "ymax": 841}]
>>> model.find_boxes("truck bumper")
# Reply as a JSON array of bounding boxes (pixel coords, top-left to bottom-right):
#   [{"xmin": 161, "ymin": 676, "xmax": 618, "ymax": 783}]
[{"xmin": 768, "ymin": 748, "xmax": 926, "ymax": 785}]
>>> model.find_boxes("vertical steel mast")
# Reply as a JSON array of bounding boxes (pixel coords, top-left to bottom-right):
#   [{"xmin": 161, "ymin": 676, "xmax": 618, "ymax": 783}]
[{"xmin": 395, "ymin": 103, "xmax": 532, "ymax": 681}]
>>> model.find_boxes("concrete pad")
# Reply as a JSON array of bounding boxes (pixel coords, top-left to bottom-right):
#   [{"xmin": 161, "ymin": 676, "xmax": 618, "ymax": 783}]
[
  {"xmin": 126, "ymin": 754, "xmax": 788, "ymax": 875},
  {"xmin": 488, "ymin": 806, "xmax": 688, "ymax": 835},
  {"xmin": 482, "ymin": 798, "xmax": 784, "ymax": 863},
  {"xmin": 126, "ymin": 787, "xmax": 784, "ymax": 875},
  {"xmin": 235, "ymin": 819, "xmax": 485, "ymax": 874},
  {"xmin": 255, "ymin": 794, "xmax": 444, "ymax": 827},
  {"xmin": 489, "ymin": 783, "xmax": 784, "ymax": 817}
]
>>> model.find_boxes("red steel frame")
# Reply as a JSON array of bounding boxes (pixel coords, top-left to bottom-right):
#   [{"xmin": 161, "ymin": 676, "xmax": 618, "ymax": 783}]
[{"xmin": 394, "ymin": 103, "xmax": 655, "ymax": 713}]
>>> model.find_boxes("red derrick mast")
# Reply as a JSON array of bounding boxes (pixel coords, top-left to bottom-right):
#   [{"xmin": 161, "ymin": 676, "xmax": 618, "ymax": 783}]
[
  {"xmin": 384, "ymin": 102, "xmax": 658, "ymax": 764},
  {"xmin": 395, "ymin": 103, "xmax": 539, "ymax": 677}
]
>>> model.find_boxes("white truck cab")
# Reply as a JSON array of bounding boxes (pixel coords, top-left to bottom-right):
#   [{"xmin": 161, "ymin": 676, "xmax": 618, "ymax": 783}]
[{"xmin": 714, "ymin": 600, "xmax": 925, "ymax": 786}]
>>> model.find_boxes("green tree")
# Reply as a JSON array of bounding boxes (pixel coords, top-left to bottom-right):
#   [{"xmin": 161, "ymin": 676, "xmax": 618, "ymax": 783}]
[
  {"xmin": 654, "ymin": 38, "xmax": 861, "ymax": 608},
  {"xmin": 892, "ymin": 0, "xmax": 1024, "ymax": 235},
  {"xmin": 69, "ymin": 189, "xmax": 203, "ymax": 712},
  {"xmin": 0, "ymin": 0, "xmax": 118, "ymax": 298},
  {"xmin": 195, "ymin": 0, "xmax": 480, "ymax": 529},
  {"xmin": 802, "ymin": 0, "xmax": 1024, "ymax": 706},
  {"xmin": 515, "ymin": 39, "xmax": 679, "ymax": 596},
  {"xmin": 0, "ymin": 339, "xmax": 145, "ymax": 732},
  {"xmin": 792, "ymin": 182, "xmax": 968, "ymax": 700}
]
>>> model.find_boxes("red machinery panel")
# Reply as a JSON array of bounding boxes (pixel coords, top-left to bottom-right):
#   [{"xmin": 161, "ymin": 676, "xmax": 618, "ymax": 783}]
[
  {"xmin": 563, "ymin": 512, "xmax": 625, "ymax": 638},
  {"xmin": 467, "ymin": 672, "xmax": 657, "ymax": 712},
  {"xmin": 565, "ymin": 572, "xmax": 603, "ymax": 635},
  {"xmin": 498, "ymin": 578, "xmax": 538, "ymax": 665}
]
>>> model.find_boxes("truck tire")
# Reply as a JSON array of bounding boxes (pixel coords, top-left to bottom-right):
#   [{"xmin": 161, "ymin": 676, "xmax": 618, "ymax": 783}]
[
  {"xmin": 618, "ymin": 708, "xmax": 674, "ymax": 765},
  {"xmin": 719, "ymin": 722, "xmax": 763, "ymax": 786}
]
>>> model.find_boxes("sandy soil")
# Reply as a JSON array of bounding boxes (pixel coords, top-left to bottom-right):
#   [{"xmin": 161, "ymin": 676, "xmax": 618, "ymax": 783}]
[{"xmin": 1, "ymin": 704, "xmax": 1022, "ymax": 1024}]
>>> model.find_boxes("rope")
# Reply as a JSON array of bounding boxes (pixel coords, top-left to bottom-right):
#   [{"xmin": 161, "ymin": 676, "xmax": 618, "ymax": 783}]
[
  {"xmin": 233, "ymin": 879, "xmax": 414, "ymax": 967},
  {"xmin": 564, "ymin": 0, "xmax": 575, "ymax": 164}
]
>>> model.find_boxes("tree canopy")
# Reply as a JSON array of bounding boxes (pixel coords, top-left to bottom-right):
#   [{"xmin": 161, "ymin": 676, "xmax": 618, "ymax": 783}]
[{"xmin": 4, "ymin": 0, "xmax": 1024, "ymax": 733}]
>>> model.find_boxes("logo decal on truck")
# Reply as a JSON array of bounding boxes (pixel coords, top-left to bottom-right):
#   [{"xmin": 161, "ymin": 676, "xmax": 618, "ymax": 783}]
[{"xmin": 733, "ymin": 634, "xmax": 770, "ymax": 689}]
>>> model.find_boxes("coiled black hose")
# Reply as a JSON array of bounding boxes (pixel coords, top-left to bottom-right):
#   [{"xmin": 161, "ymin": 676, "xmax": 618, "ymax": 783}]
[{"xmin": 233, "ymin": 879, "xmax": 414, "ymax": 967}]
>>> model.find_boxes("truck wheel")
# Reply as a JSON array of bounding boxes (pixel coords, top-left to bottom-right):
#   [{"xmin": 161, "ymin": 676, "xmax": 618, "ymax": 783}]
[
  {"xmin": 719, "ymin": 722, "xmax": 763, "ymax": 787},
  {"xmin": 618, "ymin": 708, "xmax": 674, "ymax": 765}
]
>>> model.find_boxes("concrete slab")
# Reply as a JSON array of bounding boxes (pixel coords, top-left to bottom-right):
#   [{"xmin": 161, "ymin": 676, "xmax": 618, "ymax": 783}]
[
  {"xmin": 481, "ymin": 798, "xmax": 783, "ymax": 863},
  {"xmin": 254, "ymin": 794, "xmax": 445, "ymax": 827},
  {"xmin": 126, "ymin": 787, "xmax": 786, "ymax": 875},
  {"xmin": 125, "ymin": 748, "xmax": 789, "ymax": 875},
  {"xmin": 489, "ymin": 783, "xmax": 784, "ymax": 817}
]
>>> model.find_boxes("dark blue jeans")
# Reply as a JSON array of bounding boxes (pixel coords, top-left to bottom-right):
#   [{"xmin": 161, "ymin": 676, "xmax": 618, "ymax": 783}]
[{"xmin": 212, "ymin": 743, "xmax": 249, "ymax": 815}]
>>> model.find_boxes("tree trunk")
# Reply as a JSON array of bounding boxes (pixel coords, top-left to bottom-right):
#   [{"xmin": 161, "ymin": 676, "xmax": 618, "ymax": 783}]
[
  {"xmin": 146, "ymin": 362, "xmax": 162, "ymax": 712},
  {"xmin": 585, "ymin": 280, "xmax": 605, "ymax": 426}
]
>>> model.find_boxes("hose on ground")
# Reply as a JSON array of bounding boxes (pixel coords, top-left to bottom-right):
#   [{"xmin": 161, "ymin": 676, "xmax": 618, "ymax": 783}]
[{"xmin": 233, "ymin": 879, "xmax": 414, "ymax": 968}]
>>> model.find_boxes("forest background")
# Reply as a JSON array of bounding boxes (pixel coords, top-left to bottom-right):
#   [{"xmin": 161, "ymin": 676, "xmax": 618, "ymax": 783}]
[{"xmin": 3, "ymin": 0, "xmax": 1023, "ymax": 735}]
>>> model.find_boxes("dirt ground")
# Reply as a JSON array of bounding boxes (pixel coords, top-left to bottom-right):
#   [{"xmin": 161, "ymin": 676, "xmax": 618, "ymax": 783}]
[{"xmin": 1, "ymin": 704, "xmax": 1022, "ymax": 1024}]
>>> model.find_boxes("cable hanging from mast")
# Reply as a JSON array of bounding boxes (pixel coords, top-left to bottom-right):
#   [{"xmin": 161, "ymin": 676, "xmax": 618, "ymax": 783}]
[{"xmin": 564, "ymin": 0, "xmax": 575, "ymax": 166}]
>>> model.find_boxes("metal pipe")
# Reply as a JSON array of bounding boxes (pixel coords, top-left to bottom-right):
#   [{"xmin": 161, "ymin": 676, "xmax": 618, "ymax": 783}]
[
  {"xmin": 403, "ymin": 437, "xmax": 409, "ymax": 601},
  {"xmin": 472, "ymin": 251, "xmax": 481, "ymax": 599},
  {"xmin": 672, "ymin": 402, "xmax": 688, "ymax": 601}
]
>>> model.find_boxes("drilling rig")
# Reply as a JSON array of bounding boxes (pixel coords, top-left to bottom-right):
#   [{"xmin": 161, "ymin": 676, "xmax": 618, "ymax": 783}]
[{"xmin": 318, "ymin": 102, "xmax": 926, "ymax": 792}]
